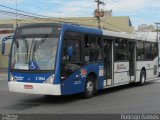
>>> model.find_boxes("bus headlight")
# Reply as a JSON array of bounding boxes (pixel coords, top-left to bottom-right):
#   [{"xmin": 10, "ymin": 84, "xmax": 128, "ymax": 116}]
[
  {"xmin": 10, "ymin": 73, "xmax": 16, "ymax": 81},
  {"xmin": 43, "ymin": 75, "xmax": 54, "ymax": 84}
]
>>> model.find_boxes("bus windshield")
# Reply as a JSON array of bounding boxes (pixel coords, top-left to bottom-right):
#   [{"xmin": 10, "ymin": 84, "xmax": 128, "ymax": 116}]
[{"xmin": 11, "ymin": 35, "xmax": 59, "ymax": 71}]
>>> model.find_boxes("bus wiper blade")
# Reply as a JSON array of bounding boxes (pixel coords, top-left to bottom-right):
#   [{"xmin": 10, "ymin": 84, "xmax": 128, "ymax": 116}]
[
  {"xmin": 32, "ymin": 35, "xmax": 48, "ymax": 60},
  {"xmin": 14, "ymin": 39, "xmax": 19, "ymax": 48}
]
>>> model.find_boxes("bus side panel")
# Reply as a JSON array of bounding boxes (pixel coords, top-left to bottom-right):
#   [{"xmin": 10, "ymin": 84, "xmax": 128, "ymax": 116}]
[
  {"xmin": 61, "ymin": 63, "xmax": 104, "ymax": 95},
  {"xmin": 136, "ymin": 57, "xmax": 158, "ymax": 81},
  {"xmin": 114, "ymin": 62, "xmax": 130, "ymax": 85}
]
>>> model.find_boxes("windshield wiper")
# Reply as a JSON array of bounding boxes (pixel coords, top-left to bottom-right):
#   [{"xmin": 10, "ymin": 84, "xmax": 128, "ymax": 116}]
[
  {"xmin": 22, "ymin": 37, "xmax": 29, "ymax": 59},
  {"xmin": 28, "ymin": 38, "xmax": 34, "ymax": 62},
  {"xmin": 14, "ymin": 39, "xmax": 19, "ymax": 48},
  {"xmin": 31, "ymin": 35, "xmax": 48, "ymax": 61}
]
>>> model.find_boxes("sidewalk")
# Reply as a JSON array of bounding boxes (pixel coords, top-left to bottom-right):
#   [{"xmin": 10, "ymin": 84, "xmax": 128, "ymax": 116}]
[
  {"xmin": 0, "ymin": 68, "xmax": 8, "ymax": 73},
  {"xmin": 0, "ymin": 69, "xmax": 8, "ymax": 80}
]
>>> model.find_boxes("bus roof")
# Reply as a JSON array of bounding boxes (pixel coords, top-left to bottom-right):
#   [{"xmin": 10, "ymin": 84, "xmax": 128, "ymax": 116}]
[
  {"xmin": 61, "ymin": 23, "xmax": 102, "ymax": 35},
  {"xmin": 16, "ymin": 23, "xmax": 102, "ymax": 36},
  {"xmin": 62, "ymin": 23, "xmax": 157, "ymax": 42},
  {"xmin": 103, "ymin": 30, "xmax": 157, "ymax": 42}
]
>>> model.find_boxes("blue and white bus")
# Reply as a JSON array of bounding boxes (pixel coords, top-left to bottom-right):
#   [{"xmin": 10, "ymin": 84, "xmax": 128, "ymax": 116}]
[{"xmin": 2, "ymin": 23, "xmax": 159, "ymax": 98}]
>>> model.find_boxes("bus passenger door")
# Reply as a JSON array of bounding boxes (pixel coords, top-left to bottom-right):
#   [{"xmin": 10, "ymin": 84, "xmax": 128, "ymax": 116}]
[
  {"xmin": 129, "ymin": 42, "xmax": 136, "ymax": 81},
  {"xmin": 103, "ymin": 39, "xmax": 113, "ymax": 86}
]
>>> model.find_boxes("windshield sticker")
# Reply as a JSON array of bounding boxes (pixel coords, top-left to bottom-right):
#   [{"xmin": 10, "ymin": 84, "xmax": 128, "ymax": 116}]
[
  {"xmin": 29, "ymin": 61, "xmax": 39, "ymax": 70},
  {"xmin": 80, "ymin": 69, "xmax": 87, "ymax": 78},
  {"xmin": 15, "ymin": 76, "xmax": 24, "ymax": 81},
  {"xmin": 99, "ymin": 66, "xmax": 104, "ymax": 77}
]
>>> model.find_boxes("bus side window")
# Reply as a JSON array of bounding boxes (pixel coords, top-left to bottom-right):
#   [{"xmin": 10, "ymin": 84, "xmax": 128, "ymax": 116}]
[
  {"xmin": 97, "ymin": 37, "xmax": 103, "ymax": 60},
  {"xmin": 114, "ymin": 38, "xmax": 128, "ymax": 61},
  {"xmin": 62, "ymin": 39, "xmax": 68, "ymax": 62},
  {"xmin": 84, "ymin": 35, "xmax": 90, "ymax": 62},
  {"xmin": 136, "ymin": 41, "xmax": 145, "ymax": 60},
  {"xmin": 61, "ymin": 31, "xmax": 83, "ymax": 74},
  {"xmin": 84, "ymin": 35, "xmax": 101, "ymax": 62},
  {"xmin": 152, "ymin": 43, "xmax": 158, "ymax": 59},
  {"xmin": 90, "ymin": 41, "xmax": 99, "ymax": 61},
  {"xmin": 68, "ymin": 40, "xmax": 81, "ymax": 63},
  {"xmin": 145, "ymin": 42, "xmax": 152, "ymax": 60}
]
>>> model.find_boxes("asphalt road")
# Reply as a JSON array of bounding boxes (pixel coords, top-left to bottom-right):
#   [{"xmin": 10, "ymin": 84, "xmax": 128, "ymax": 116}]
[{"xmin": 0, "ymin": 74, "xmax": 160, "ymax": 114}]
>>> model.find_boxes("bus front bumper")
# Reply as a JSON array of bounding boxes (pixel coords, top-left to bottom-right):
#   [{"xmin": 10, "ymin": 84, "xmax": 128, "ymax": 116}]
[{"xmin": 8, "ymin": 81, "xmax": 61, "ymax": 95}]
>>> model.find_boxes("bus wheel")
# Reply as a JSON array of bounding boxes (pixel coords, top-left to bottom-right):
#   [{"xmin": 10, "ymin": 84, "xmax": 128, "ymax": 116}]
[
  {"xmin": 139, "ymin": 70, "xmax": 146, "ymax": 86},
  {"xmin": 83, "ymin": 76, "xmax": 96, "ymax": 98}
]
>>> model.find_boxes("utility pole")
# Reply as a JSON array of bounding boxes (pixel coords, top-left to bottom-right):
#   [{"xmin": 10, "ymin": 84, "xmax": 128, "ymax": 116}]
[
  {"xmin": 155, "ymin": 23, "xmax": 160, "ymax": 43},
  {"xmin": 16, "ymin": 0, "xmax": 18, "ymax": 28},
  {"xmin": 155, "ymin": 22, "xmax": 160, "ymax": 66},
  {"xmin": 94, "ymin": 0, "xmax": 105, "ymax": 29}
]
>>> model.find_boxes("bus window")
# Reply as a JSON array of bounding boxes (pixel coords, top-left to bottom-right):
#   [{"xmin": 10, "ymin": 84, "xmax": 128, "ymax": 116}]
[
  {"xmin": 84, "ymin": 36, "xmax": 90, "ymax": 62},
  {"xmin": 61, "ymin": 31, "xmax": 82, "ymax": 75},
  {"xmin": 114, "ymin": 38, "xmax": 128, "ymax": 61},
  {"xmin": 144, "ymin": 42, "xmax": 152, "ymax": 60},
  {"xmin": 90, "ymin": 39, "xmax": 99, "ymax": 62},
  {"xmin": 68, "ymin": 40, "xmax": 81, "ymax": 62},
  {"xmin": 84, "ymin": 35, "xmax": 102, "ymax": 62},
  {"xmin": 136, "ymin": 41, "xmax": 145, "ymax": 60},
  {"xmin": 97, "ymin": 37, "xmax": 103, "ymax": 60},
  {"xmin": 152, "ymin": 43, "xmax": 158, "ymax": 59}
]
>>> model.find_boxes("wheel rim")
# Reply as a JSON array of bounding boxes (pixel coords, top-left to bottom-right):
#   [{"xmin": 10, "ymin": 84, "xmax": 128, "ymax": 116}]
[
  {"xmin": 141, "ymin": 74, "xmax": 145, "ymax": 84},
  {"xmin": 86, "ymin": 81, "xmax": 94, "ymax": 94}
]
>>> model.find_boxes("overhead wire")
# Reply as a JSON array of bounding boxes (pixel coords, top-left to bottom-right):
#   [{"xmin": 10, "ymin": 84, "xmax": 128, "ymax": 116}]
[
  {"xmin": 6, "ymin": 0, "xmax": 93, "ymax": 17},
  {"xmin": 0, "ymin": 4, "xmax": 52, "ymax": 18},
  {"xmin": 0, "ymin": 4, "xmax": 94, "ymax": 24},
  {"xmin": 106, "ymin": 0, "xmax": 151, "ymax": 18},
  {"xmin": 105, "ymin": 0, "xmax": 139, "ymax": 16}
]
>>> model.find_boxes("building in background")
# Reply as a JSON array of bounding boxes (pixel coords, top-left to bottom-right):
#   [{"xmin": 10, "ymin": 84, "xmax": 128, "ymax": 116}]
[
  {"xmin": 0, "ymin": 10, "xmax": 134, "ymax": 33},
  {"xmin": 138, "ymin": 24, "xmax": 155, "ymax": 32}
]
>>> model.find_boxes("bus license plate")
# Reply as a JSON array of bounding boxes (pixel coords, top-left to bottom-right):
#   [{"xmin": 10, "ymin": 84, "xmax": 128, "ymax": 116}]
[{"xmin": 24, "ymin": 85, "xmax": 33, "ymax": 89}]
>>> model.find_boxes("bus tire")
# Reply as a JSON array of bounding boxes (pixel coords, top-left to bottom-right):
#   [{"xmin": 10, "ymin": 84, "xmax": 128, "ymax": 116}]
[
  {"xmin": 139, "ymin": 70, "xmax": 146, "ymax": 86},
  {"xmin": 83, "ymin": 76, "xmax": 96, "ymax": 98}
]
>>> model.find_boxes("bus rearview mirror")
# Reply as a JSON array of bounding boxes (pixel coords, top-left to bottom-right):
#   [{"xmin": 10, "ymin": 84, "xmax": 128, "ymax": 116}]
[{"xmin": 1, "ymin": 35, "xmax": 13, "ymax": 56}]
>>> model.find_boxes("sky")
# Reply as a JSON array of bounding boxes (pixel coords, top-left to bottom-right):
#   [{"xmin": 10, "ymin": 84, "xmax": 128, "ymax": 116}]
[{"xmin": 0, "ymin": 0, "xmax": 160, "ymax": 27}]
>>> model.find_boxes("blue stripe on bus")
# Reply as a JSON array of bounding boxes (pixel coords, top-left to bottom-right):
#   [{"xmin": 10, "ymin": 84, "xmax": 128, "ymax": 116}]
[{"xmin": 11, "ymin": 72, "xmax": 52, "ymax": 83}]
